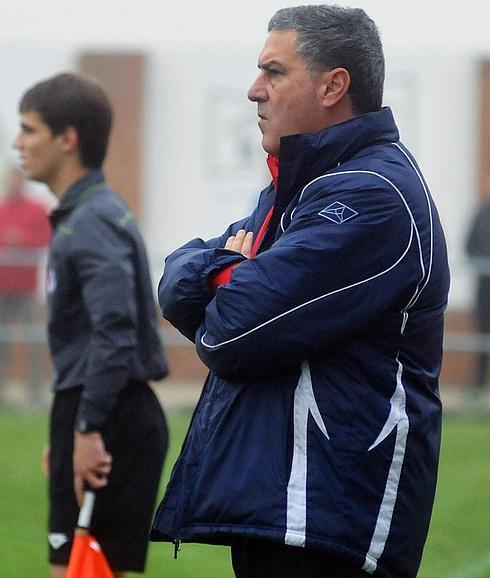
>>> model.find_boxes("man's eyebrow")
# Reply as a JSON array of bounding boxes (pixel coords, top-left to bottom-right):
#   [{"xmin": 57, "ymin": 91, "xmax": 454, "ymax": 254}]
[{"xmin": 258, "ymin": 59, "xmax": 285, "ymax": 70}]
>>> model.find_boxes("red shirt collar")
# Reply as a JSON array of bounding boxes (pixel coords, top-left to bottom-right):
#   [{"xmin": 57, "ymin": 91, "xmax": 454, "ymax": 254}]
[{"xmin": 266, "ymin": 155, "xmax": 279, "ymax": 190}]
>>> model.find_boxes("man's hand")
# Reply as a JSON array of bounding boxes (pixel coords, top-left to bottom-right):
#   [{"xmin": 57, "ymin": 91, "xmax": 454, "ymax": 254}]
[
  {"xmin": 225, "ymin": 229, "xmax": 254, "ymax": 258},
  {"xmin": 42, "ymin": 445, "xmax": 50, "ymax": 477},
  {"xmin": 73, "ymin": 432, "xmax": 112, "ymax": 506}
]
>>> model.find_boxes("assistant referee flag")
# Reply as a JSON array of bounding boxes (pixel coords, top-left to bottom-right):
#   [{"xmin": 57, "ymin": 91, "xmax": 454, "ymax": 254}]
[{"xmin": 66, "ymin": 491, "xmax": 113, "ymax": 578}]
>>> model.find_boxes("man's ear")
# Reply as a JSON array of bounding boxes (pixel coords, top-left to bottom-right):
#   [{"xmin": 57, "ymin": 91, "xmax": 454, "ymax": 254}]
[
  {"xmin": 59, "ymin": 126, "xmax": 79, "ymax": 153},
  {"xmin": 320, "ymin": 67, "xmax": 351, "ymax": 108}
]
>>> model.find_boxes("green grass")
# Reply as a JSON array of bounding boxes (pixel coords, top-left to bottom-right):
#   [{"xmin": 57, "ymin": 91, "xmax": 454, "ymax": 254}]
[
  {"xmin": 0, "ymin": 410, "xmax": 489, "ymax": 577},
  {"xmin": 418, "ymin": 416, "xmax": 490, "ymax": 578}
]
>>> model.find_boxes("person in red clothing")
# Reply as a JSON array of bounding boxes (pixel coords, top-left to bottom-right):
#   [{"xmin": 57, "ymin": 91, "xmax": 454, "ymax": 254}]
[{"xmin": 0, "ymin": 164, "xmax": 51, "ymax": 406}]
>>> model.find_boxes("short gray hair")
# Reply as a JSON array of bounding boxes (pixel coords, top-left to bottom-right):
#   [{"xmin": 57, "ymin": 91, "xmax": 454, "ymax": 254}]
[{"xmin": 268, "ymin": 5, "xmax": 384, "ymax": 115}]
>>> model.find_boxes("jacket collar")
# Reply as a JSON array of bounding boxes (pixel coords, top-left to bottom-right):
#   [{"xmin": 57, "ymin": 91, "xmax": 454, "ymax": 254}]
[
  {"xmin": 261, "ymin": 108, "xmax": 399, "ymax": 250},
  {"xmin": 282, "ymin": 107, "xmax": 398, "ymax": 167},
  {"xmin": 50, "ymin": 169, "xmax": 105, "ymax": 226},
  {"xmin": 277, "ymin": 107, "xmax": 399, "ymax": 198}
]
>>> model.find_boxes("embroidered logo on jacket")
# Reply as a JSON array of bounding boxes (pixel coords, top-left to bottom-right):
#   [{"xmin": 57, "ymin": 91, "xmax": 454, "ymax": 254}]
[{"xmin": 318, "ymin": 201, "xmax": 358, "ymax": 224}]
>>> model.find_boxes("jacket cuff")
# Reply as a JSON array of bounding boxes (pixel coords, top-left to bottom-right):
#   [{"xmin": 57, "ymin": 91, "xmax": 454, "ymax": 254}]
[
  {"xmin": 75, "ymin": 370, "xmax": 128, "ymax": 432},
  {"xmin": 74, "ymin": 415, "xmax": 103, "ymax": 433},
  {"xmin": 75, "ymin": 398, "xmax": 110, "ymax": 433}
]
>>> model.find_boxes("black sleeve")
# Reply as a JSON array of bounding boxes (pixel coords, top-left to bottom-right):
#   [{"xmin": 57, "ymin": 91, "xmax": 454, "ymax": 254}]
[{"xmin": 74, "ymin": 215, "xmax": 140, "ymax": 430}]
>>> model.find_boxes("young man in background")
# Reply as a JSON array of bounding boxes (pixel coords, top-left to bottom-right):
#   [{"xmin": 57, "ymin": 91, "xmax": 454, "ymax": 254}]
[{"xmin": 14, "ymin": 72, "xmax": 169, "ymax": 578}]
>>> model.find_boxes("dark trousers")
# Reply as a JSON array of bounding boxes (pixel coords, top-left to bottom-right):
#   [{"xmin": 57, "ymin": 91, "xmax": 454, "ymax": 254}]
[{"xmin": 231, "ymin": 538, "xmax": 368, "ymax": 578}]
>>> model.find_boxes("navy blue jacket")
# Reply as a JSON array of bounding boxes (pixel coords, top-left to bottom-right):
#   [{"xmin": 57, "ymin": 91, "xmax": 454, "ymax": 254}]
[
  {"xmin": 47, "ymin": 170, "xmax": 168, "ymax": 430},
  {"xmin": 152, "ymin": 108, "xmax": 450, "ymax": 577}
]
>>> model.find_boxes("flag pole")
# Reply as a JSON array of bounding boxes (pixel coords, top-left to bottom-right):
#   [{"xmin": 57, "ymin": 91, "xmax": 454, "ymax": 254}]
[
  {"xmin": 77, "ymin": 490, "xmax": 96, "ymax": 529},
  {"xmin": 66, "ymin": 489, "xmax": 114, "ymax": 578}
]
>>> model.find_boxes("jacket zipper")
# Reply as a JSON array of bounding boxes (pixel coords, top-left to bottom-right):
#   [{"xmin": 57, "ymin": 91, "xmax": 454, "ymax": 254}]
[
  {"xmin": 162, "ymin": 373, "xmax": 213, "ymax": 555},
  {"xmin": 173, "ymin": 539, "xmax": 182, "ymax": 559}
]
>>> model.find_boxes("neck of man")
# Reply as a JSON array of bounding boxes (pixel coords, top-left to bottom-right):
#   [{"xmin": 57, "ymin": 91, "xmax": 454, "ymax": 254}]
[
  {"xmin": 325, "ymin": 99, "xmax": 356, "ymax": 129},
  {"xmin": 49, "ymin": 160, "xmax": 91, "ymax": 200}
]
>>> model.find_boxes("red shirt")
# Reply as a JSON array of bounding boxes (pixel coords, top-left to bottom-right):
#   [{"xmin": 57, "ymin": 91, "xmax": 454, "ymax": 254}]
[
  {"xmin": 210, "ymin": 155, "xmax": 278, "ymax": 288},
  {"xmin": 0, "ymin": 195, "xmax": 51, "ymax": 294}
]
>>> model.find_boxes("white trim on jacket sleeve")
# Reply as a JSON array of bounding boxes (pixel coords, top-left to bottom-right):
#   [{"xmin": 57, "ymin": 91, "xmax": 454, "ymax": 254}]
[{"xmin": 392, "ymin": 142, "xmax": 434, "ymax": 308}]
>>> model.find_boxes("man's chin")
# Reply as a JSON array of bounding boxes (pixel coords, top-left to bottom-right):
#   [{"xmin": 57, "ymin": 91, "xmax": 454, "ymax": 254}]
[
  {"xmin": 22, "ymin": 171, "xmax": 43, "ymax": 184},
  {"xmin": 262, "ymin": 140, "xmax": 280, "ymax": 156}
]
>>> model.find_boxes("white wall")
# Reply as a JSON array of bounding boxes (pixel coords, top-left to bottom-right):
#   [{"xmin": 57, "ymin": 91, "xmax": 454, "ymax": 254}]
[
  {"xmin": 2, "ymin": 0, "xmax": 490, "ymax": 53},
  {"xmin": 1, "ymin": 0, "xmax": 488, "ymax": 308},
  {"xmin": 144, "ymin": 48, "xmax": 266, "ymax": 257}
]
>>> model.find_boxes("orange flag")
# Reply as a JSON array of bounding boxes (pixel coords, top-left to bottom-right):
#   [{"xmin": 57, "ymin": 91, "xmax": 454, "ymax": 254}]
[
  {"xmin": 66, "ymin": 491, "xmax": 114, "ymax": 578},
  {"xmin": 66, "ymin": 530, "xmax": 114, "ymax": 578}
]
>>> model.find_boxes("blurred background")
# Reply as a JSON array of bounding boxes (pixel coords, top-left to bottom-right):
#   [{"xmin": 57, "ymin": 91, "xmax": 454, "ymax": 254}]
[{"xmin": 1, "ymin": 0, "xmax": 490, "ymax": 411}]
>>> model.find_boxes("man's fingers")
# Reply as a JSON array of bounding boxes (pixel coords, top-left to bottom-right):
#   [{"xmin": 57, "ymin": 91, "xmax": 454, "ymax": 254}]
[
  {"xmin": 86, "ymin": 471, "xmax": 109, "ymax": 488},
  {"xmin": 74, "ymin": 469, "xmax": 110, "ymax": 506},
  {"xmin": 97, "ymin": 461, "xmax": 112, "ymax": 475},
  {"xmin": 74, "ymin": 473, "xmax": 85, "ymax": 507},
  {"xmin": 227, "ymin": 229, "xmax": 246, "ymax": 252},
  {"xmin": 225, "ymin": 235, "xmax": 236, "ymax": 250},
  {"xmin": 73, "ymin": 453, "xmax": 112, "ymax": 506},
  {"xmin": 242, "ymin": 232, "xmax": 254, "ymax": 258},
  {"xmin": 101, "ymin": 452, "xmax": 112, "ymax": 467},
  {"xmin": 225, "ymin": 230, "xmax": 253, "ymax": 256},
  {"xmin": 42, "ymin": 446, "xmax": 50, "ymax": 478}
]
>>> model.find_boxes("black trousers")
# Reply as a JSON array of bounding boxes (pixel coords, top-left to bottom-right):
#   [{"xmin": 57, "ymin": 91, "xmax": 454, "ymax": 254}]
[{"xmin": 231, "ymin": 538, "xmax": 369, "ymax": 578}]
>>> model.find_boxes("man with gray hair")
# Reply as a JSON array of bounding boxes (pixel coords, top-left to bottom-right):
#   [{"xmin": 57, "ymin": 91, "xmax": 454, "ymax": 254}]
[{"xmin": 152, "ymin": 5, "xmax": 450, "ymax": 577}]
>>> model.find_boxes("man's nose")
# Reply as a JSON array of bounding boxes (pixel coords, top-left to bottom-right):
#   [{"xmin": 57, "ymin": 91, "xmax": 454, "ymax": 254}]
[
  {"xmin": 248, "ymin": 74, "xmax": 267, "ymax": 102},
  {"xmin": 12, "ymin": 133, "xmax": 21, "ymax": 150}
]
